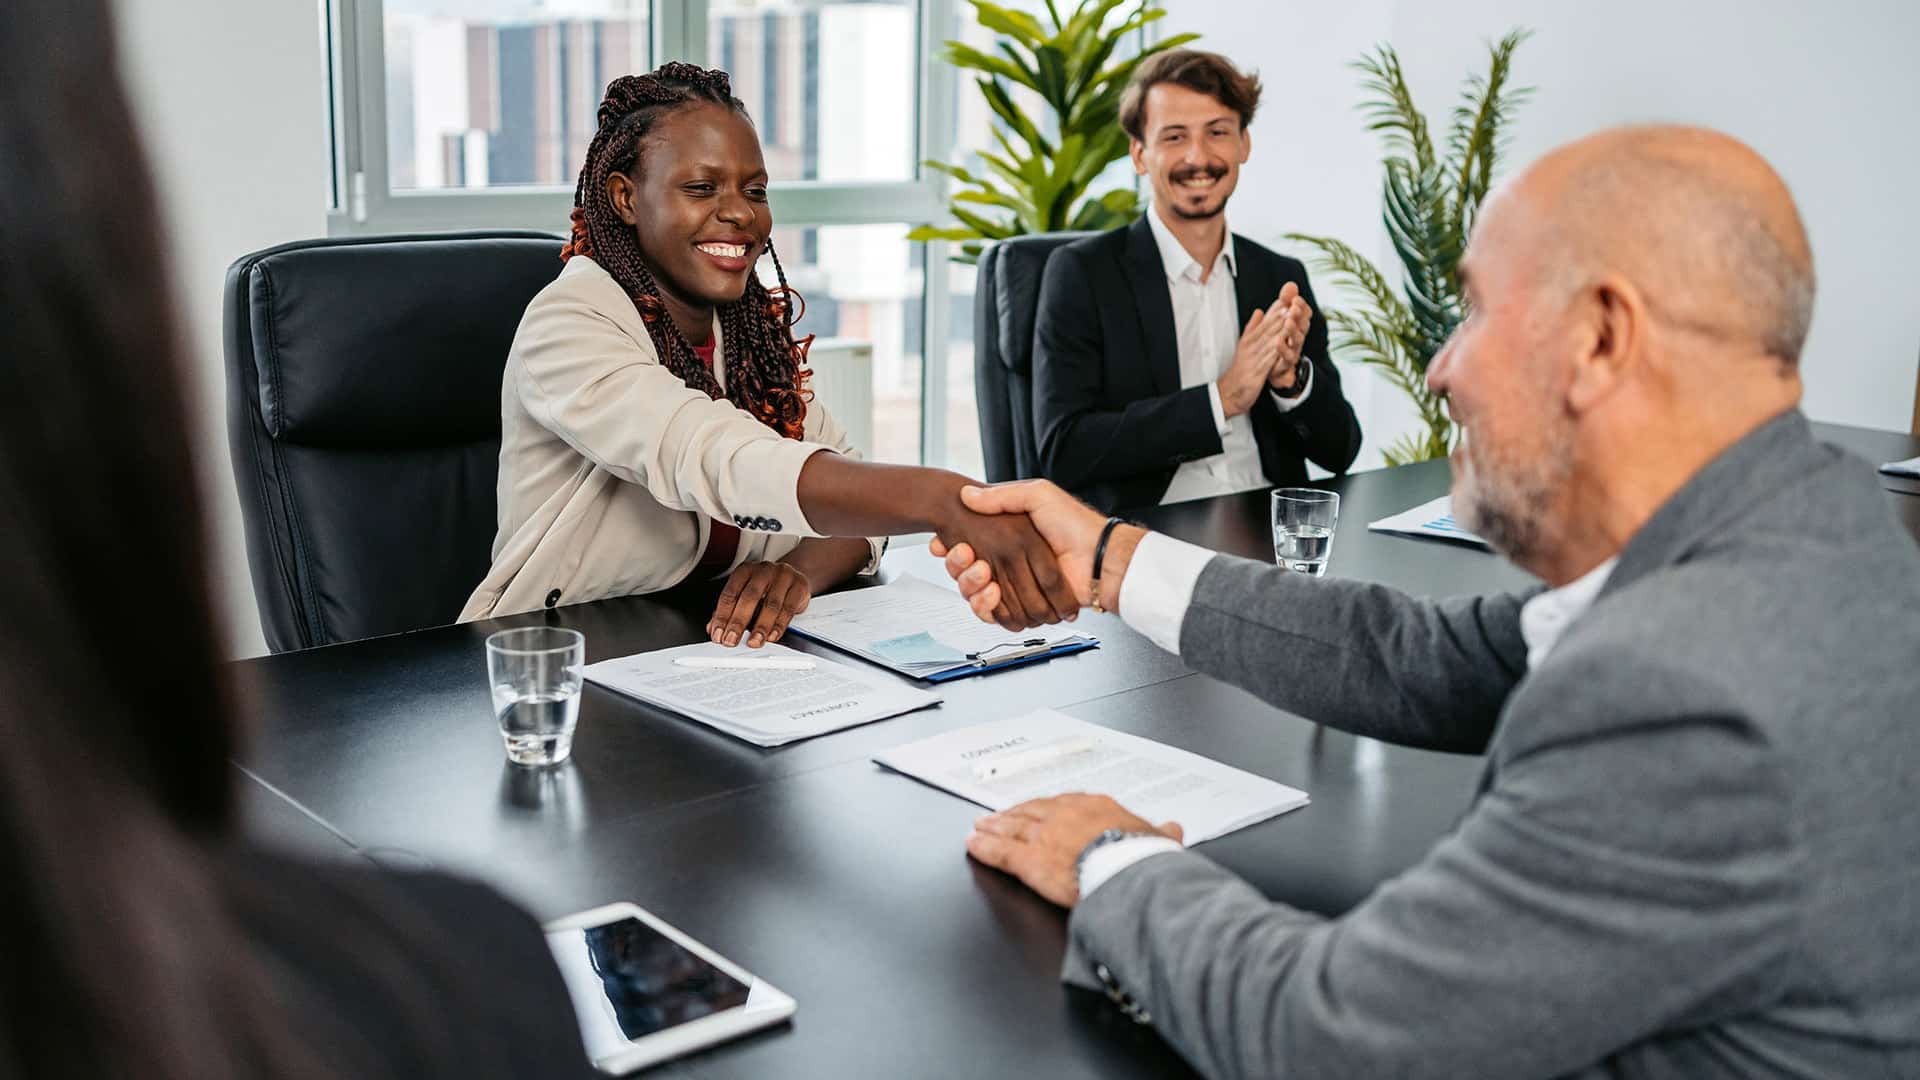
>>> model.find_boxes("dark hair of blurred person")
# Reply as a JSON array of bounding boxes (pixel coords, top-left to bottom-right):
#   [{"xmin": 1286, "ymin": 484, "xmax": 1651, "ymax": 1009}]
[{"xmin": 0, "ymin": 3, "xmax": 593, "ymax": 1077}]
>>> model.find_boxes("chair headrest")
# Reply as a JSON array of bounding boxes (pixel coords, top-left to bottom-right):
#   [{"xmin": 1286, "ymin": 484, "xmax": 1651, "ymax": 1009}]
[
  {"xmin": 232, "ymin": 232, "xmax": 564, "ymax": 447},
  {"xmin": 992, "ymin": 231, "xmax": 1094, "ymax": 376}
]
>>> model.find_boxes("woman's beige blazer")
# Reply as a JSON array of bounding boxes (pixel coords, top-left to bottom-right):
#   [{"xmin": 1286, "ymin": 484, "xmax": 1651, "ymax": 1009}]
[{"xmin": 460, "ymin": 256, "xmax": 880, "ymax": 621}]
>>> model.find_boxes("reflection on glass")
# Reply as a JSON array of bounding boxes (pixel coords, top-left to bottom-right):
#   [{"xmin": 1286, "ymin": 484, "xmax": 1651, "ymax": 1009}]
[
  {"xmin": 582, "ymin": 918, "xmax": 749, "ymax": 1040},
  {"xmin": 761, "ymin": 225, "xmax": 923, "ymax": 465},
  {"xmin": 708, "ymin": 0, "xmax": 916, "ymax": 183},
  {"xmin": 384, "ymin": 0, "xmax": 652, "ymax": 191}
]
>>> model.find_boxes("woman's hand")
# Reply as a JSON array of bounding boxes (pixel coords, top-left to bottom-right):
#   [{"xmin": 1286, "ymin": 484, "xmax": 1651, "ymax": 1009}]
[
  {"xmin": 933, "ymin": 503, "xmax": 1079, "ymax": 632},
  {"xmin": 707, "ymin": 561, "xmax": 813, "ymax": 648},
  {"xmin": 790, "ymin": 455, "xmax": 1077, "ymax": 630}
]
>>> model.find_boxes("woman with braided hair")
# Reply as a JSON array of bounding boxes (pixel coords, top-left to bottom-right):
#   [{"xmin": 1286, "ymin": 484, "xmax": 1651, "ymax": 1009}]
[{"xmin": 463, "ymin": 62, "xmax": 1077, "ymax": 639}]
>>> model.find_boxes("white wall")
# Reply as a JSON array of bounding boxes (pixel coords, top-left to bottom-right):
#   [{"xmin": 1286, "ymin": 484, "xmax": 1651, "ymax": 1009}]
[
  {"xmin": 115, "ymin": 0, "xmax": 331, "ymax": 658},
  {"xmin": 1165, "ymin": 0, "xmax": 1920, "ymax": 465}
]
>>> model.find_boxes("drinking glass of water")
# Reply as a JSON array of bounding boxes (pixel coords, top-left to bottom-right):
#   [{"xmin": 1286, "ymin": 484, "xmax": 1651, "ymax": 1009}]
[
  {"xmin": 485, "ymin": 626, "xmax": 585, "ymax": 767},
  {"xmin": 1272, "ymin": 488, "xmax": 1340, "ymax": 576}
]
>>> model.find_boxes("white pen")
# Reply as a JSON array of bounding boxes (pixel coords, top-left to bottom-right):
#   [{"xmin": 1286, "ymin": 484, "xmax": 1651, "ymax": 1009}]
[
  {"xmin": 971, "ymin": 736, "xmax": 1099, "ymax": 782},
  {"xmin": 674, "ymin": 657, "xmax": 817, "ymax": 671}
]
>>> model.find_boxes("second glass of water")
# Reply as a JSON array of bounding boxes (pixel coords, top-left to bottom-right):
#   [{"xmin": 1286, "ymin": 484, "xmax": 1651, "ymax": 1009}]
[
  {"xmin": 485, "ymin": 626, "xmax": 585, "ymax": 767},
  {"xmin": 1272, "ymin": 488, "xmax": 1340, "ymax": 577}
]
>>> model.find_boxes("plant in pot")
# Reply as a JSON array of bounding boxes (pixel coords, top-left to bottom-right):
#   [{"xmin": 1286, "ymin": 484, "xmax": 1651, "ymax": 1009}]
[
  {"xmin": 906, "ymin": 0, "xmax": 1197, "ymax": 264},
  {"xmin": 1286, "ymin": 30, "xmax": 1531, "ymax": 465}
]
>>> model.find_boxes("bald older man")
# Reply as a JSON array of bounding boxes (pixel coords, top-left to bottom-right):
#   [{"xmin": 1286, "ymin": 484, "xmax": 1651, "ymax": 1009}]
[{"xmin": 933, "ymin": 126, "xmax": 1920, "ymax": 1078}]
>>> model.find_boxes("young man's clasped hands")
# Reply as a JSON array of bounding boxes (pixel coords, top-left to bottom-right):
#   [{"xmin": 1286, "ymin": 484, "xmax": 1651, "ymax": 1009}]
[{"xmin": 1217, "ymin": 282, "xmax": 1315, "ymax": 417}]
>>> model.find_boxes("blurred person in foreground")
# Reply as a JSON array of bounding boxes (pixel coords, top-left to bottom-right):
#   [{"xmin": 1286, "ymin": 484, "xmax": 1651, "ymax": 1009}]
[{"xmin": 0, "ymin": 3, "xmax": 595, "ymax": 1076}]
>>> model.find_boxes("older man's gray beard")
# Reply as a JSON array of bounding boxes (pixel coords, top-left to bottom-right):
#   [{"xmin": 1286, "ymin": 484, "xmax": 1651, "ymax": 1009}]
[{"xmin": 1454, "ymin": 431, "xmax": 1572, "ymax": 568}]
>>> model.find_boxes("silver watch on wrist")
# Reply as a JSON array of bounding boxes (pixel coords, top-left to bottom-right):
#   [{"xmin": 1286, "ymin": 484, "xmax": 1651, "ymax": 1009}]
[{"xmin": 1075, "ymin": 827, "xmax": 1157, "ymax": 888}]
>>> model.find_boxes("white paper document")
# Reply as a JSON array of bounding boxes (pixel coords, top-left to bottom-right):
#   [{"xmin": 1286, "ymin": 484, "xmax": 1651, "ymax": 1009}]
[
  {"xmin": 1881, "ymin": 455, "xmax": 1920, "ymax": 478},
  {"xmin": 788, "ymin": 576, "xmax": 1096, "ymax": 679},
  {"xmin": 1368, "ymin": 494, "xmax": 1489, "ymax": 547},
  {"xmin": 872, "ymin": 709, "xmax": 1309, "ymax": 844},
  {"xmin": 584, "ymin": 641, "xmax": 941, "ymax": 747}
]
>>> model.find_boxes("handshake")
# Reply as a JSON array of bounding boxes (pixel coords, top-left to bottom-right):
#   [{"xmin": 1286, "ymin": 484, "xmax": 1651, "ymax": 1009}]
[{"xmin": 928, "ymin": 480, "xmax": 1146, "ymax": 631}]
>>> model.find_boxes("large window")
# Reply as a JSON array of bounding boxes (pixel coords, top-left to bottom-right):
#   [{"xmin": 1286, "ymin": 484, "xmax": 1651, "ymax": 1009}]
[
  {"xmin": 709, "ymin": 0, "xmax": 917, "ymax": 183},
  {"xmin": 384, "ymin": 1, "xmax": 653, "ymax": 191},
  {"xmin": 766, "ymin": 224, "xmax": 923, "ymax": 465},
  {"xmin": 328, "ymin": 0, "xmax": 1145, "ymax": 473}
]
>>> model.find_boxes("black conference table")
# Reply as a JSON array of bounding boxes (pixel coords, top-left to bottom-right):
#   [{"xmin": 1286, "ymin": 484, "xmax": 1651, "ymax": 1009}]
[{"xmin": 236, "ymin": 421, "xmax": 1920, "ymax": 1079}]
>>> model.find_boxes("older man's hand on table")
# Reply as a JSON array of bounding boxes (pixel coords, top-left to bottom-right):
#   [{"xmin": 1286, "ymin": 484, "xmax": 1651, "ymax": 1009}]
[{"xmin": 966, "ymin": 794, "xmax": 1184, "ymax": 908}]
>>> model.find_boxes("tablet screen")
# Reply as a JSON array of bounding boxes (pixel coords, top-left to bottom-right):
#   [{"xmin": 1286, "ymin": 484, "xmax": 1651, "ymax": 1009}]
[{"xmin": 546, "ymin": 916, "xmax": 753, "ymax": 1058}]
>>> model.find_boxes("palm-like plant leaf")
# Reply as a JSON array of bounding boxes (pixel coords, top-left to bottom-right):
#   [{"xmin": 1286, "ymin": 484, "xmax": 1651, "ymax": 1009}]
[
  {"xmin": 979, "ymin": 78, "xmax": 1052, "ymax": 159},
  {"xmin": 1381, "ymin": 158, "xmax": 1461, "ymax": 362},
  {"xmin": 972, "ymin": 2, "xmax": 1048, "ymax": 46},
  {"xmin": 1327, "ymin": 311, "xmax": 1414, "ymax": 394},
  {"xmin": 1068, "ymin": 188, "xmax": 1139, "ymax": 230},
  {"xmin": 1353, "ymin": 45, "xmax": 1435, "ymax": 176},
  {"xmin": 994, "ymin": 40, "xmax": 1046, "ymax": 95},
  {"xmin": 1288, "ymin": 31, "xmax": 1528, "ymax": 462},
  {"xmin": 1447, "ymin": 29, "xmax": 1532, "ymax": 235},
  {"xmin": 940, "ymin": 43, "xmax": 1035, "ymax": 91},
  {"xmin": 1283, "ymin": 233, "xmax": 1415, "ymax": 339},
  {"xmin": 1060, "ymin": 0, "xmax": 1131, "ymax": 51},
  {"xmin": 914, "ymin": 1, "xmax": 1182, "ymax": 265}
]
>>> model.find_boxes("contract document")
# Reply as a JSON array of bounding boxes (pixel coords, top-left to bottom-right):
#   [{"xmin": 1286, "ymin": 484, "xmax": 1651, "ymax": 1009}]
[
  {"xmin": 1367, "ymin": 494, "xmax": 1489, "ymax": 547},
  {"xmin": 584, "ymin": 641, "xmax": 940, "ymax": 748},
  {"xmin": 873, "ymin": 710, "xmax": 1309, "ymax": 843}
]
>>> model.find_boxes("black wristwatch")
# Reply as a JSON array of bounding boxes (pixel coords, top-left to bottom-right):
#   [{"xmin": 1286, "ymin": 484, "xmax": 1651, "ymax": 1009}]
[
  {"xmin": 1076, "ymin": 827, "xmax": 1159, "ymax": 888},
  {"xmin": 1274, "ymin": 354, "xmax": 1312, "ymax": 399}
]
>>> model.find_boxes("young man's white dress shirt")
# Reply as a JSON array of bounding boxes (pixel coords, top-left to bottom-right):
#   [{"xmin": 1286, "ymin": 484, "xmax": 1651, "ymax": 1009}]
[{"xmin": 1145, "ymin": 206, "xmax": 1313, "ymax": 506}]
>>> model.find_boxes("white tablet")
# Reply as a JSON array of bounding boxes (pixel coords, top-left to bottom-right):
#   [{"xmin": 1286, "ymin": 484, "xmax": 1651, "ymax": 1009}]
[{"xmin": 543, "ymin": 902, "xmax": 796, "ymax": 1074}]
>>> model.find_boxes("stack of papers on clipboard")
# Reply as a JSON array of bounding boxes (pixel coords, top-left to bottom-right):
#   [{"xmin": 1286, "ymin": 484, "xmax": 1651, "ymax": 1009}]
[
  {"xmin": 874, "ymin": 710, "xmax": 1309, "ymax": 844},
  {"xmin": 1367, "ymin": 494, "xmax": 1488, "ymax": 547},
  {"xmin": 583, "ymin": 641, "xmax": 940, "ymax": 747},
  {"xmin": 788, "ymin": 576, "xmax": 1097, "ymax": 682}
]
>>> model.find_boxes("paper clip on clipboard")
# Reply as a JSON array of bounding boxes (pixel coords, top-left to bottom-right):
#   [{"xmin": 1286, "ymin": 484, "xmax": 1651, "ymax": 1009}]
[
  {"xmin": 946, "ymin": 638, "xmax": 1101, "ymax": 680},
  {"xmin": 966, "ymin": 639, "xmax": 1055, "ymax": 668}
]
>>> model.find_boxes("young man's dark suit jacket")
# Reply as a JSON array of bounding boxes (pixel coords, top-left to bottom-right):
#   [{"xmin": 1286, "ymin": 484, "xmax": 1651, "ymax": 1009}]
[{"xmin": 1031, "ymin": 215, "xmax": 1363, "ymax": 513}]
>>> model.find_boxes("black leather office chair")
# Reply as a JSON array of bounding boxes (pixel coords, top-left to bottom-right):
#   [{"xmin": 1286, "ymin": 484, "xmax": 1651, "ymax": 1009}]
[
  {"xmin": 973, "ymin": 231, "xmax": 1093, "ymax": 481},
  {"xmin": 224, "ymin": 231, "xmax": 564, "ymax": 652}
]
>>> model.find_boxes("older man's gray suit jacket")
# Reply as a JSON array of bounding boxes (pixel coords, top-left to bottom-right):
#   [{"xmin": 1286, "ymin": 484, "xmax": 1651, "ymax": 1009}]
[{"xmin": 1064, "ymin": 410, "xmax": 1920, "ymax": 1079}]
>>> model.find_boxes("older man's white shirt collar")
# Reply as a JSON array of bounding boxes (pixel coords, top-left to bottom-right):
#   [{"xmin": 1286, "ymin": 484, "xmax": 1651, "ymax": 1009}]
[
  {"xmin": 1146, "ymin": 201, "xmax": 1236, "ymax": 282},
  {"xmin": 1518, "ymin": 557, "xmax": 1617, "ymax": 669}
]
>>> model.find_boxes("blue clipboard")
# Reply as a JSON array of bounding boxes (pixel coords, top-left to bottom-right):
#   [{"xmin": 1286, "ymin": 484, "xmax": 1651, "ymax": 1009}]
[
  {"xmin": 785, "ymin": 626, "xmax": 1100, "ymax": 683},
  {"xmin": 919, "ymin": 636, "xmax": 1100, "ymax": 682}
]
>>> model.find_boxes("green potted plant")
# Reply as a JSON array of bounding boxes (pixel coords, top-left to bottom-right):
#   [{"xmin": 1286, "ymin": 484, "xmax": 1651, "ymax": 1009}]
[
  {"xmin": 906, "ymin": 0, "xmax": 1198, "ymax": 264},
  {"xmin": 1287, "ymin": 30, "xmax": 1531, "ymax": 464}
]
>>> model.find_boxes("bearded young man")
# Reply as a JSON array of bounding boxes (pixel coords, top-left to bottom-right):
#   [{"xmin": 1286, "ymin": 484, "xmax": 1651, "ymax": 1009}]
[
  {"xmin": 1028, "ymin": 49, "xmax": 1362, "ymax": 513},
  {"xmin": 935, "ymin": 126, "xmax": 1920, "ymax": 1078}
]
